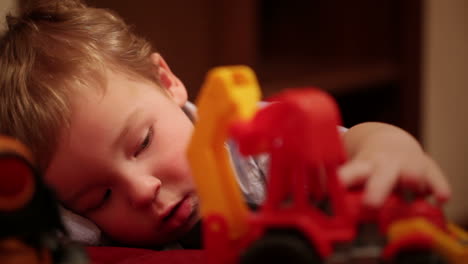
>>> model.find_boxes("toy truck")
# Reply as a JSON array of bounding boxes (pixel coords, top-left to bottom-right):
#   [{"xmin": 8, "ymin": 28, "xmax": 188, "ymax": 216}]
[
  {"xmin": 187, "ymin": 66, "xmax": 468, "ymax": 264},
  {"xmin": 0, "ymin": 136, "xmax": 87, "ymax": 264}
]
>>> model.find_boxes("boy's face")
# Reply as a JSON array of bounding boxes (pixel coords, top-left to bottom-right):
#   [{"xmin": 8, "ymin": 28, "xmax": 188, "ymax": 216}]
[{"xmin": 45, "ymin": 58, "xmax": 199, "ymax": 246}]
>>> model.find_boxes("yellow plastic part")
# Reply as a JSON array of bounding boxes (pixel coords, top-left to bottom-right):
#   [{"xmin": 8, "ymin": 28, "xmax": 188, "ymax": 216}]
[
  {"xmin": 187, "ymin": 66, "xmax": 261, "ymax": 240},
  {"xmin": 0, "ymin": 136, "xmax": 34, "ymax": 164},
  {"xmin": 387, "ymin": 218, "xmax": 468, "ymax": 263},
  {"xmin": 0, "ymin": 238, "xmax": 52, "ymax": 264}
]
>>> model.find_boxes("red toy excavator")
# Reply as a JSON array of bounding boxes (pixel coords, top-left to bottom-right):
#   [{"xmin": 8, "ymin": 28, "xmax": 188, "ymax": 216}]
[{"xmin": 187, "ymin": 66, "xmax": 468, "ymax": 264}]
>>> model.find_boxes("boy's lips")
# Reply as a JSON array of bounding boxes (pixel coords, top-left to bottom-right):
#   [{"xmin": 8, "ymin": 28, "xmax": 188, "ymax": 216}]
[{"xmin": 159, "ymin": 194, "xmax": 198, "ymax": 234}]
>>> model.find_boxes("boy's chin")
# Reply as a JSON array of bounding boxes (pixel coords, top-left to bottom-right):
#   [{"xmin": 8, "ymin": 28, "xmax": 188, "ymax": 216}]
[{"xmin": 132, "ymin": 219, "xmax": 202, "ymax": 248}]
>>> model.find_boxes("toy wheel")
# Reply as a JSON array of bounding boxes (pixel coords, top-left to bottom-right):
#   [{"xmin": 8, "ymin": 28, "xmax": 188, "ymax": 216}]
[
  {"xmin": 239, "ymin": 230, "xmax": 322, "ymax": 264},
  {"xmin": 0, "ymin": 155, "xmax": 35, "ymax": 211},
  {"xmin": 390, "ymin": 249, "xmax": 448, "ymax": 264}
]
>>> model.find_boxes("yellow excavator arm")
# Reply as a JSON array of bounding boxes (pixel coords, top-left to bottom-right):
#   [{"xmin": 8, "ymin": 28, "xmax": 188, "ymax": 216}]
[{"xmin": 187, "ymin": 66, "xmax": 261, "ymax": 240}]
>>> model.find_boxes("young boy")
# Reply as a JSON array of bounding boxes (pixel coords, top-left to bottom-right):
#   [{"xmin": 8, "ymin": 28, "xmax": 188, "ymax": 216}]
[{"xmin": 0, "ymin": 0, "xmax": 451, "ymax": 248}]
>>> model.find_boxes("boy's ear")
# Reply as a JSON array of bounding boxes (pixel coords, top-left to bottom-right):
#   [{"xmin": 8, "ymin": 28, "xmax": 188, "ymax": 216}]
[{"xmin": 150, "ymin": 53, "xmax": 188, "ymax": 106}]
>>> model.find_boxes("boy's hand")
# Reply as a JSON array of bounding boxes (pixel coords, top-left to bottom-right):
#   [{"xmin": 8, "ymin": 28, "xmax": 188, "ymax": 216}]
[{"xmin": 338, "ymin": 122, "xmax": 451, "ymax": 207}]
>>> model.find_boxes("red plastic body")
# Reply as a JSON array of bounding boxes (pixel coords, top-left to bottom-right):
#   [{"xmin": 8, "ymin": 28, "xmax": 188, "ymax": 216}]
[{"xmin": 202, "ymin": 88, "xmax": 456, "ymax": 263}]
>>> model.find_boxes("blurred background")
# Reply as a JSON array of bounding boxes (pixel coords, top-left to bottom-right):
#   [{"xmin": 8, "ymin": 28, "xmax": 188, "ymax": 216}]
[{"xmin": 1, "ymin": 0, "xmax": 467, "ymax": 225}]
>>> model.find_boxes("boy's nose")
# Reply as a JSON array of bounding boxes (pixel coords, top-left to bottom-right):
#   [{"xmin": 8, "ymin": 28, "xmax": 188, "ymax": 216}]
[{"xmin": 124, "ymin": 174, "xmax": 161, "ymax": 209}]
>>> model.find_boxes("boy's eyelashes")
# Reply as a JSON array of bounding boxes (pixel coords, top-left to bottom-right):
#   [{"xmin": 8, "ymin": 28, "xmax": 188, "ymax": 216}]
[
  {"xmin": 82, "ymin": 188, "xmax": 112, "ymax": 214},
  {"xmin": 134, "ymin": 126, "xmax": 154, "ymax": 157}
]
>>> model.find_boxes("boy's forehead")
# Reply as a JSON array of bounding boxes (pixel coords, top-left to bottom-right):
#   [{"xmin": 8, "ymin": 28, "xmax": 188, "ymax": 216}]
[
  {"xmin": 69, "ymin": 71, "xmax": 129, "ymax": 112},
  {"xmin": 72, "ymin": 69, "xmax": 159, "ymax": 102},
  {"xmin": 65, "ymin": 71, "xmax": 161, "ymax": 144}
]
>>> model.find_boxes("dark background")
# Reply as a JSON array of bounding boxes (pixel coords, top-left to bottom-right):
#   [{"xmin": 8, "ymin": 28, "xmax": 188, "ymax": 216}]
[{"xmin": 85, "ymin": 0, "xmax": 423, "ymax": 138}]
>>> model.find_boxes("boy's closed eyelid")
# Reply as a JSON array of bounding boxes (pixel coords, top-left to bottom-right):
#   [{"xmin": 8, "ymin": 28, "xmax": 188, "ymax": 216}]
[
  {"xmin": 114, "ymin": 108, "xmax": 142, "ymax": 151},
  {"xmin": 83, "ymin": 188, "xmax": 112, "ymax": 214},
  {"xmin": 65, "ymin": 181, "xmax": 103, "ymax": 209},
  {"xmin": 133, "ymin": 125, "xmax": 154, "ymax": 157},
  {"xmin": 72, "ymin": 186, "xmax": 110, "ymax": 213}
]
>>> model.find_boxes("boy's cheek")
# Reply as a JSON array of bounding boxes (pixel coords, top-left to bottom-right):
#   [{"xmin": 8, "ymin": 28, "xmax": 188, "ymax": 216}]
[
  {"xmin": 95, "ymin": 208, "xmax": 160, "ymax": 244},
  {"xmin": 155, "ymin": 151, "xmax": 194, "ymax": 185}
]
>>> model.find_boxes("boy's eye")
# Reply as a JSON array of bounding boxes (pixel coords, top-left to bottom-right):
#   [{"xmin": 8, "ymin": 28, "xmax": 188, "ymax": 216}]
[
  {"xmin": 86, "ymin": 188, "xmax": 112, "ymax": 213},
  {"xmin": 101, "ymin": 189, "xmax": 112, "ymax": 206},
  {"xmin": 134, "ymin": 126, "xmax": 154, "ymax": 157}
]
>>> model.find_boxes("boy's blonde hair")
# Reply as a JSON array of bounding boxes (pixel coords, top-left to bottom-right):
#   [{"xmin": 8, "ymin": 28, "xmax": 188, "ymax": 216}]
[{"xmin": 0, "ymin": 0, "xmax": 158, "ymax": 170}]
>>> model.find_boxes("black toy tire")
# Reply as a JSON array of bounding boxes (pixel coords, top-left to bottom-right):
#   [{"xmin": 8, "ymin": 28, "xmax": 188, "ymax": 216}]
[
  {"xmin": 390, "ymin": 248, "xmax": 448, "ymax": 264},
  {"xmin": 239, "ymin": 230, "xmax": 322, "ymax": 264}
]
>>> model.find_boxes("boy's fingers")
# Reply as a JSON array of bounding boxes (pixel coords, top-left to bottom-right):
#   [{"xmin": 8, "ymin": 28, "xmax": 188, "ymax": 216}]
[
  {"xmin": 363, "ymin": 162, "xmax": 400, "ymax": 207},
  {"xmin": 397, "ymin": 163, "xmax": 427, "ymax": 191},
  {"xmin": 426, "ymin": 158, "xmax": 451, "ymax": 202},
  {"xmin": 398, "ymin": 173, "xmax": 428, "ymax": 194},
  {"xmin": 338, "ymin": 160, "xmax": 373, "ymax": 187}
]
